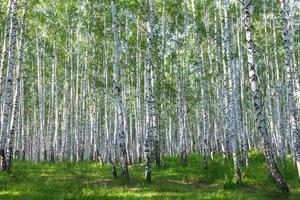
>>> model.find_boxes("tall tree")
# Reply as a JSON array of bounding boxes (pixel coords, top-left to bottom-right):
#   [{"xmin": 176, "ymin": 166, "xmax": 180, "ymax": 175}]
[
  {"xmin": 0, "ymin": 0, "xmax": 19, "ymax": 171},
  {"xmin": 0, "ymin": 0, "xmax": 12, "ymax": 100},
  {"xmin": 6, "ymin": 0, "xmax": 27, "ymax": 172},
  {"xmin": 135, "ymin": 16, "xmax": 142, "ymax": 162},
  {"xmin": 144, "ymin": 0, "xmax": 156, "ymax": 182},
  {"xmin": 191, "ymin": 0, "xmax": 208, "ymax": 169},
  {"xmin": 49, "ymin": 41, "xmax": 57, "ymax": 162},
  {"xmin": 111, "ymin": 0, "xmax": 129, "ymax": 180},
  {"xmin": 243, "ymin": 0, "xmax": 289, "ymax": 193},
  {"xmin": 224, "ymin": 0, "xmax": 241, "ymax": 183},
  {"xmin": 280, "ymin": 0, "xmax": 300, "ymax": 177},
  {"xmin": 176, "ymin": 0, "xmax": 187, "ymax": 165},
  {"xmin": 36, "ymin": 35, "xmax": 46, "ymax": 161}
]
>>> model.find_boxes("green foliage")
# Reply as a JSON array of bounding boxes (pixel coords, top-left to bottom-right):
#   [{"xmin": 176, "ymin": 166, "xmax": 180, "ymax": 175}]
[{"xmin": 0, "ymin": 151, "xmax": 299, "ymax": 200}]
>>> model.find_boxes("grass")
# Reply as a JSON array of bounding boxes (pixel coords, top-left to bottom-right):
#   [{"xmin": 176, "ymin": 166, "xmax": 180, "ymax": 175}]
[{"xmin": 0, "ymin": 150, "xmax": 299, "ymax": 200}]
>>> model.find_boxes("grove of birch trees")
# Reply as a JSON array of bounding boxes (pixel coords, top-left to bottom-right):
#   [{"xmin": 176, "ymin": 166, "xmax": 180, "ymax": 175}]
[{"xmin": 0, "ymin": 0, "xmax": 299, "ymax": 194}]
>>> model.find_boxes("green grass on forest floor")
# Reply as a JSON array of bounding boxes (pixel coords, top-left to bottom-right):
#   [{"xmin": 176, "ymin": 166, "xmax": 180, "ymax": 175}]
[{"xmin": 0, "ymin": 150, "xmax": 299, "ymax": 200}]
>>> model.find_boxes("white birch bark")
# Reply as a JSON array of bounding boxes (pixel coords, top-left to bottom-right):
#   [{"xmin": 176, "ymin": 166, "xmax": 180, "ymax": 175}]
[
  {"xmin": 219, "ymin": 0, "xmax": 230, "ymax": 158},
  {"xmin": 111, "ymin": 0, "xmax": 129, "ymax": 179},
  {"xmin": 0, "ymin": 0, "xmax": 18, "ymax": 171},
  {"xmin": 0, "ymin": 0, "xmax": 12, "ymax": 100},
  {"xmin": 36, "ymin": 35, "xmax": 46, "ymax": 161},
  {"xmin": 75, "ymin": 25, "xmax": 81, "ymax": 162},
  {"xmin": 91, "ymin": 13, "xmax": 97, "ymax": 161},
  {"xmin": 144, "ymin": 0, "xmax": 156, "ymax": 182},
  {"xmin": 61, "ymin": 62, "xmax": 69, "ymax": 161},
  {"xmin": 280, "ymin": 0, "xmax": 300, "ymax": 176},
  {"xmin": 191, "ymin": 0, "xmax": 208, "ymax": 169},
  {"xmin": 6, "ymin": 0, "xmax": 27, "ymax": 172},
  {"xmin": 102, "ymin": 1, "xmax": 116, "ymax": 176},
  {"xmin": 176, "ymin": 0, "xmax": 187, "ymax": 165},
  {"xmin": 135, "ymin": 16, "xmax": 142, "ymax": 162},
  {"xmin": 49, "ymin": 41, "xmax": 57, "ymax": 162},
  {"xmin": 243, "ymin": 0, "xmax": 289, "ymax": 192}
]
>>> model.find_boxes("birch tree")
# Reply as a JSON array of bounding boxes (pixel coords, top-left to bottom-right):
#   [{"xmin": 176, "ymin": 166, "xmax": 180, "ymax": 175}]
[
  {"xmin": 243, "ymin": 0, "xmax": 289, "ymax": 193},
  {"xmin": 176, "ymin": 0, "xmax": 187, "ymax": 165},
  {"xmin": 0, "ymin": 0, "xmax": 18, "ymax": 171},
  {"xmin": 280, "ymin": 0, "xmax": 300, "ymax": 177},
  {"xmin": 144, "ymin": 0, "xmax": 156, "ymax": 182},
  {"xmin": 111, "ymin": 0, "xmax": 129, "ymax": 180},
  {"xmin": 6, "ymin": 0, "xmax": 27, "ymax": 172}
]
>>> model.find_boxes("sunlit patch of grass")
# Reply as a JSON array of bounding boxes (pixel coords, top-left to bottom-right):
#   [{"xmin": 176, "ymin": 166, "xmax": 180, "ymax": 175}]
[{"xmin": 0, "ymin": 191, "xmax": 20, "ymax": 196}]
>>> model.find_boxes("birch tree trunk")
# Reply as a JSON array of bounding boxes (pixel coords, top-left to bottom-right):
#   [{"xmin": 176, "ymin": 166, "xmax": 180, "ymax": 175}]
[
  {"xmin": 280, "ymin": 0, "xmax": 300, "ymax": 177},
  {"xmin": 0, "ymin": 0, "xmax": 18, "ymax": 171},
  {"xmin": 176, "ymin": 0, "xmax": 187, "ymax": 166},
  {"xmin": 150, "ymin": 4, "xmax": 160, "ymax": 166},
  {"xmin": 111, "ymin": 0, "xmax": 129, "ymax": 180},
  {"xmin": 237, "ymin": 2, "xmax": 248, "ymax": 166},
  {"xmin": 219, "ymin": 0, "xmax": 230, "ymax": 158},
  {"xmin": 6, "ymin": 0, "xmax": 27, "ymax": 172},
  {"xmin": 135, "ymin": 16, "xmax": 142, "ymax": 162},
  {"xmin": 49, "ymin": 41, "xmax": 57, "ymax": 162},
  {"xmin": 123, "ymin": 11, "xmax": 132, "ymax": 165},
  {"xmin": 91, "ymin": 16, "xmax": 97, "ymax": 161},
  {"xmin": 82, "ymin": 30, "xmax": 89, "ymax": 161},
  {"xmin": 191, "ymin": 0, "xmax": 208, "ymax": 169},
  {"xmin": 102, "ymin": 1, "xmax": 116, "ymax": 177},
  {"xmin": 20, "ymin": 51, "xmax": 25, "ymax": 160},
  {"xmin": 224, "ymin": 0, "xmax": 241, "ymax": 183},
  {"xmin": 75, "ymin": 26, "xmax": 81, "ymax": 162},
  {"xmin": 0, "ymin": 0, "xmax": 12, "ymax": 100},
  {"xmin": 243, "ymin": 0, "xmax": 289, "ymax": 193},
  {"xmin": 5, "ymin": 0, "xmax": 27, "ymax": 173},
  {"xmin": 144, "ymin": 0, "xmax": 156, "ymax": 182},
  {"xmin": 36, "ymin": 35, "xmax": 46, "ymax": 161},
  {"xmin": 68, "ymin": 28, "xmax": 73, "ymax": 161},
  {"xmin": 61, "ymin": 62, "xmax": 69, "ymax": 161},
  {"xmin": 270, "ymin": 0, "xmax": 284, "ymax": 166},
  {"xmin": 213, "ymin": 0, "xmax": 223, "ymax": 157}
]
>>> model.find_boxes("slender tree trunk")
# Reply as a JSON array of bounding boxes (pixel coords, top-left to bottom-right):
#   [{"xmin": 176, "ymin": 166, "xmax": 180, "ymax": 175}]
[
  {"xmin": 219, "ymin": 0, "xmax": 230, "ymax": 159},
  {"xmin": 68, "ymin": 28, "xmax": 74, "ymax": 161},
  {"xmin": 191, "ymin": 0, "xmax": 208, "ymax": 169},
  {"xmin": 111, "ymin": 0, "xmax": 129, "ymax": 180},
  {"xmin": 280, "ymin": 0, "xmax": 300, "ymax": 177},
  {"xmin": 224, "ymin": 0, "xmax": 242, "ymax": 184},
  {"xmin": 102, "ymin": 1, "xmax": 116, "ymax": 177},
  {"xmin": 243, "ymin": 0, "xmax": 289, "ymax": 193},
  {"xmin": 32, "ymin": 86, "xmax": 38, "ymax": 161},
  {"xmin": 237, "ymin": 2, "xmax": 249, "ymax": 166},
  {"xmin": 0, "ymin": 0, "xmax": 12, "ymax": 100},
  {"xmin": 6, "ymin": 0, "xmax": 27, "ymax": 172},
  {"xmin": 36, "ymin": 35, "xmax": 46, "ymax": 161},
  {"xmin": 75, "ymin": 26, "xmax": 81, "ymax": 162},
  {"xmin": 176, "ymin": 0, "xmax": 187, "ymax": 166},
  {"xmin": 135, "ymin": 16, "xmax": 142, "ymax": 163},
  {"xmin": 61, "ymin": 62, "xmax": 69, "ymax": 161},
  {"xmin": 91, "ymin": 15, "xmax": 97, "ymax": 161},
  {"xmin": 144, "ymin": 0, "xmax": 156, "ymax": 182},
  {"xmin": 49, "ymin": 41, "xmax": 57, "ymax": 162},
  {"xmin": 0, "ymin": 0, "xmax": 18, "ymax": 171},
  {"xmin": 20, "ymin": 53, "xmax": 25, "ymax": 161},
  {"xmin": 213, "ymin": 0, "xmax": 223, "ymax": 157},
  {"xmin": 123, "ymin": 11, "xmax": 132, "ymax": 165}
]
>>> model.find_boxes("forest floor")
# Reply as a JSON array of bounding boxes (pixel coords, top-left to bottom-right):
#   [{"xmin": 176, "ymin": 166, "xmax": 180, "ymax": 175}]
[{"xmin": 0, "ymin": 151, "xmax": 299, "ymax": 200}]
